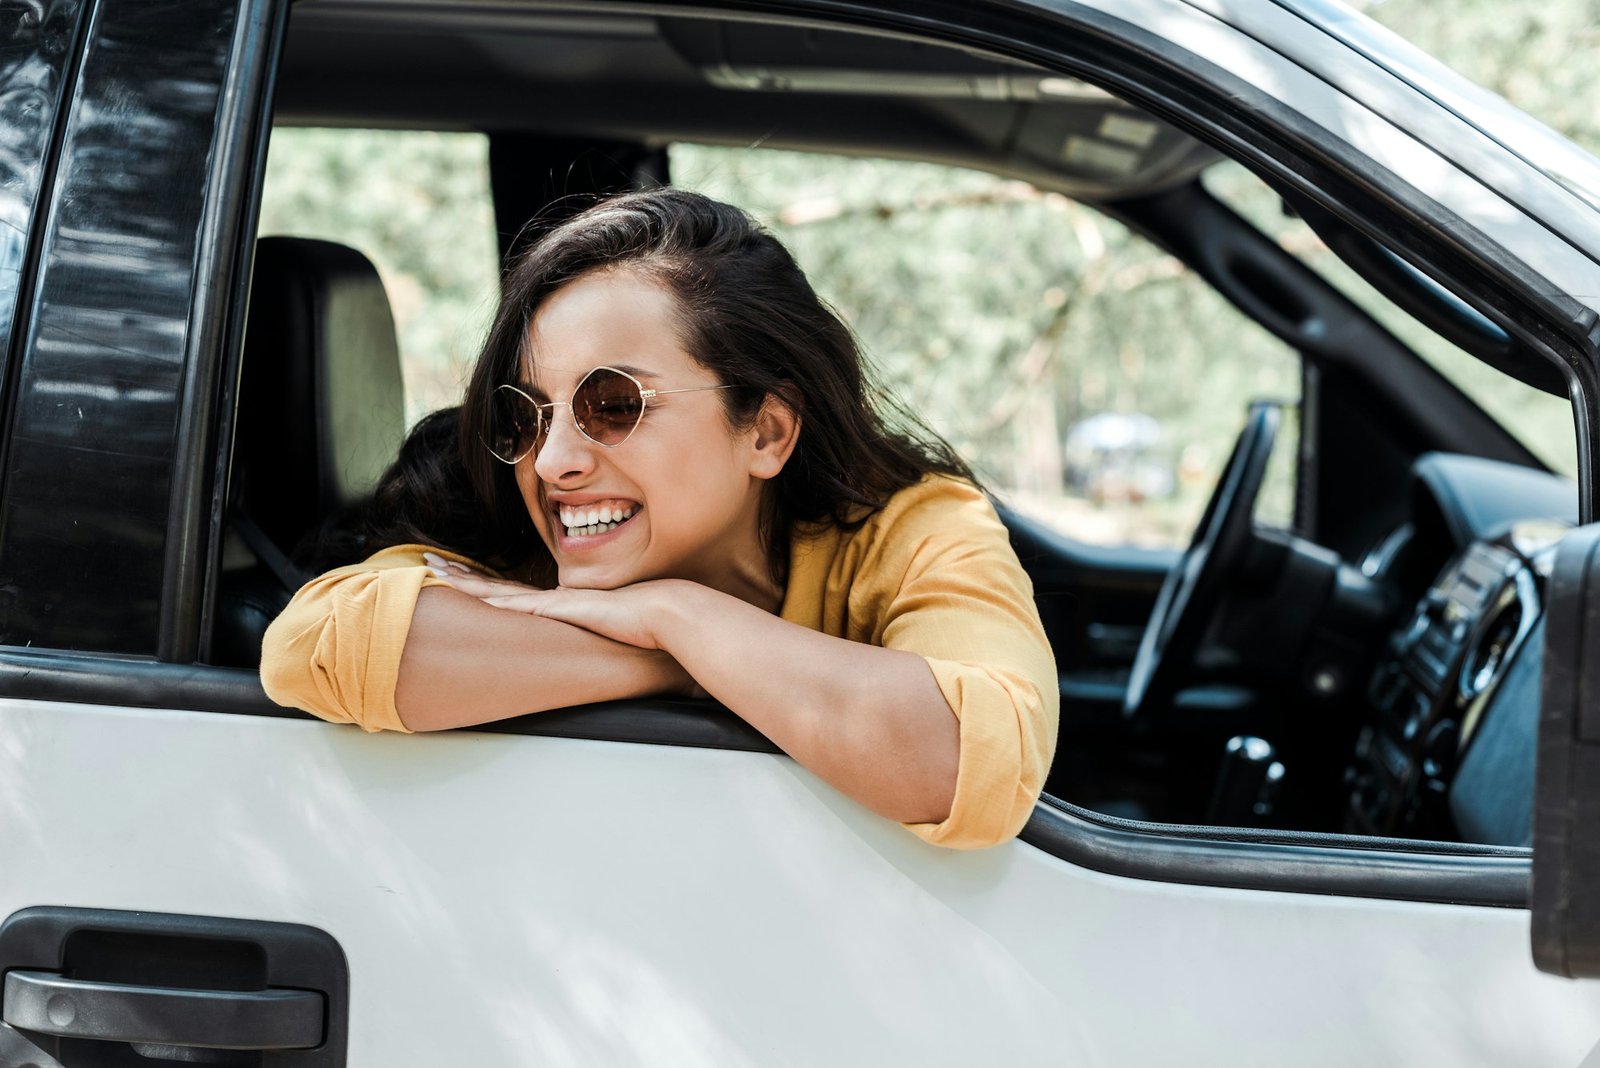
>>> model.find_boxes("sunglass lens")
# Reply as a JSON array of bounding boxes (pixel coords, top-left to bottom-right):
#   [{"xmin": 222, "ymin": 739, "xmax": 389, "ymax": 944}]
[
  {"xmin": 574, "ymin": 368, "xmax": 645, "ymax": 446},
  {"xmin": 489, "ymin": 384, "xmax": 542, "ymax": 461}
]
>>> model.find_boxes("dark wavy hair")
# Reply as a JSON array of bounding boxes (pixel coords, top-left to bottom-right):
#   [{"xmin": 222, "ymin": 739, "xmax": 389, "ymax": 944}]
[{"xmin": 305, "ymin": 188, "xmax": 973, "ymax": 579}]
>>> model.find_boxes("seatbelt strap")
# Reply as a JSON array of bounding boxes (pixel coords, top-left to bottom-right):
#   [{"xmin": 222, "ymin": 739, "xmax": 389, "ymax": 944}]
[{"xmin": 231, "ymin": 509, "xmax": 309, "ymax": 591}]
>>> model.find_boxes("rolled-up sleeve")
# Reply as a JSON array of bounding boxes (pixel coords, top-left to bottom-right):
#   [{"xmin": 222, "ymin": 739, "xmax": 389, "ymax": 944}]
[
  {"xmin": 856, "ymin": 482, "xmax": 1059, "ymax": 849},
  {"xmin": 259, "ymin": 544, "xmax": 472, "ymax": 732}
]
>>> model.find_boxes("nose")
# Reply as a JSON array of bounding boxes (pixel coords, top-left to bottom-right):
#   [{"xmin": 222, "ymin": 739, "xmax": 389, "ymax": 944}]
[{"xmin": 531, "ymin": 403, "xmax": 597, "ymax": 484}]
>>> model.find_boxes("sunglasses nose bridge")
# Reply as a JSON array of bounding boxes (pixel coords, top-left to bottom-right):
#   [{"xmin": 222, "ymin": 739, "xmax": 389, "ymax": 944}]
[
  {"xmin": 544, "ymin": 398, "xmax": 612, "ymax": 450},
  {"xmin": 539, "ymin": 399, "xmax": 588, "ymax": 446},
  {"xmin": 531, "ymin": 400, "xmax": 605, "ymax": 480}
]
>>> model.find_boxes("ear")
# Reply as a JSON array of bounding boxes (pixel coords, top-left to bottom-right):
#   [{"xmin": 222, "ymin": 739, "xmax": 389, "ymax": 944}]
[{"xmin": 747, "ymin": 392, "xmax": 801, "ymax": 481}]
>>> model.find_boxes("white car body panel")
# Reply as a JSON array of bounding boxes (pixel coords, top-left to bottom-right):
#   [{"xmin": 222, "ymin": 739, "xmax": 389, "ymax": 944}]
[{"xmin": 6, "ymin": 698, "xmax": 1598, "ymax": 1066}]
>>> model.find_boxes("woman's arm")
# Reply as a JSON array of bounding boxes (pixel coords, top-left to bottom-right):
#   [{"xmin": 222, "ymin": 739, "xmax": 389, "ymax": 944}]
[
  {"xmin": 652, "ymin": 585, "xmax": 961, "ymax": 824},
  {"xmin": 394, "ymin": 585, "xmax": 691, "ymax": 731},
  {"xmin": 260, "ymin": 545, "xmax": 692, "ymax": 732},
  {"xmin": 437, "ymin": 479, "xmax": 1058, "ymax": 849}
]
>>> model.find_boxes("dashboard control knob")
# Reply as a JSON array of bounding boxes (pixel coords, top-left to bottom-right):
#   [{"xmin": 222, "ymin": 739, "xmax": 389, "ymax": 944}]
[{"xmin": 1421, "ymin": 719, "xmax": 1460, "ymax": 780}]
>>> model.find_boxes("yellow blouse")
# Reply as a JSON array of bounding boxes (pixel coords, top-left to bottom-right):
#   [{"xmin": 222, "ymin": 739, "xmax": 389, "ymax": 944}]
[{"xmin": 261, "ymin": 476, "xmax": 1059, "ymax": 849}]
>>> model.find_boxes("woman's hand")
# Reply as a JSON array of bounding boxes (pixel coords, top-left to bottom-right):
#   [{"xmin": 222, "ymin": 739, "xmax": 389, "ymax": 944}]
[
  {"xmin": 423, "ymin": 552, "xmax": 705, "ymax": 698},
  {"xmin": 425, "ymin": 552, "xmax": 683, "ymax": 651},
  {"xmin": 424, "ymin": 553, "xmax": 545, "ymax": 607}
]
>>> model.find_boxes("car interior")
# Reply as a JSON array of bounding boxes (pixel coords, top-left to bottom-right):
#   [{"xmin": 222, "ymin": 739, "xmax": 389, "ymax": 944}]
[{"xmin": 216, "ymin": 1, "xmax": 1583, "ymax": 852}]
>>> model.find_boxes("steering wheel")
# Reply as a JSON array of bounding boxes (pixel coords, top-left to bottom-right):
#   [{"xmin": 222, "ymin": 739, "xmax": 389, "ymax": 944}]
[{"xmin": 1122, "ymin": 402, "xmax": 1281, "ymax": 724}]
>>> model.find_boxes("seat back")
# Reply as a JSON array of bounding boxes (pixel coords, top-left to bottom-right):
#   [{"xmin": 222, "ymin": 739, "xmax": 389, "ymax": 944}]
[{"xmin": 214, "ymin": 237, "xmax": 406, "ymax": 666}]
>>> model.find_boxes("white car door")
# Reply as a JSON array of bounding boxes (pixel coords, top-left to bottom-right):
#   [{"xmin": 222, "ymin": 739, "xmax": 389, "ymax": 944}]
[{"xmin": 1, "ymin": 0, "xmax": 1598, "ymax": 1066}]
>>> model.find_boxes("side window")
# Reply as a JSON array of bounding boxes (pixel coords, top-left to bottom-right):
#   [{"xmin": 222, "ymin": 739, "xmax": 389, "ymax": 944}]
[
  {"xmin": 208, "ymin": 127, "xmax": 498, "ymax": 665},
  {"xmin": 669, "ymin": 145, "xmax": 1301, "ymax": 548},
  {"xmin": 256, "ymin": 128, "xmax": 499, "ymax": 423},
  {"xmin": 253, "ymin": 137, "xmax": 1303, "ymax": 554},
  {"xmin": 1204, "ymin": 160, "xmax": 1577, "ymax": 477}
]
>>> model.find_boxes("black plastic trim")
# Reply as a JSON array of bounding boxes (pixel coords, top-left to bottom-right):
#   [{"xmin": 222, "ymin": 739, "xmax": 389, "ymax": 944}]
[
  {"xmin": 1024, "ymin": 796, "xmax": 1529, "ymax": 907},
  {"xmin": 0, "ymin": 0, "xmax": 94, "ymax": 552},
  {"xmin": 1257, "ymin": 0, "xmax": 1600, "ymax": 262},
  {"xmin": 161, "ymin": 0, "xmax": 292, "ymax": 664}
]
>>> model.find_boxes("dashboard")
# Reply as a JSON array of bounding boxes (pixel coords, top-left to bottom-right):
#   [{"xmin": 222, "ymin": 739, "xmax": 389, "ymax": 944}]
[{"xmin": 1344, "ymin": 453, "xmax": 1575, "ymax": 846}]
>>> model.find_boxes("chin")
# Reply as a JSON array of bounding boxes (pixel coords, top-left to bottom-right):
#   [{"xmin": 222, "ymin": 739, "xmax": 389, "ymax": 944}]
[{"xmin": 555, "ymin": 563, "xmax": 633, "ymax": 591}]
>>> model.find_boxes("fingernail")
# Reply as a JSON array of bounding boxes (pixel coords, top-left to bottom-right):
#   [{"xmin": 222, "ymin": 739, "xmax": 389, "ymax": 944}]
[{"xmin": 427, "ymin": 566, "xmax": 447, "ymax": 578}]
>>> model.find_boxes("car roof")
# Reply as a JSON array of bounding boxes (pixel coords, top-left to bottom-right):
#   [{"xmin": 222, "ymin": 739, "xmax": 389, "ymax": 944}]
[{"xmin": 1265, "ymin": 0, "xmax": 1600, "ymax": 214}]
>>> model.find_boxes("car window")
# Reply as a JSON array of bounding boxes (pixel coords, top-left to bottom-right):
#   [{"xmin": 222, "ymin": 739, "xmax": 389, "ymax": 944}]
[
  {"xmin": 669, "ymin": 144, "xmax": 1302, "ymax": 547},
  {"xmin": 256, "ymin": 127, "xmax": 499, "ymax": 425},
  {"xmin": 256, "ymin": 134, "xmax": 1302, "ymax": 551},
  {"xmin": 1202, "ymin": 160, "xmax": 1578, "ymax": 478}
]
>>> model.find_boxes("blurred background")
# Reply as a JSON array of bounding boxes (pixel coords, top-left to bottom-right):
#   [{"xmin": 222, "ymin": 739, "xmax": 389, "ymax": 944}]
[{"xmin": 256, "ymin": 0, "xmax": 1597, "ymax": 549}]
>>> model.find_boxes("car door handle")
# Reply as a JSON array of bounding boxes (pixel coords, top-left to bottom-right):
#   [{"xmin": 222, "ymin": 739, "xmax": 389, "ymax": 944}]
[{"xmin": 2, "ymin": 970, "xmax": 323, "ymax": 1051}]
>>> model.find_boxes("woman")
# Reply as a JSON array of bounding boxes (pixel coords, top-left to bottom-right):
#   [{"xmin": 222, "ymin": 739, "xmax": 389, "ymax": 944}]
[{"xmin": 261, "ymin": 189, "xmax": 1058, "ymax": 849}]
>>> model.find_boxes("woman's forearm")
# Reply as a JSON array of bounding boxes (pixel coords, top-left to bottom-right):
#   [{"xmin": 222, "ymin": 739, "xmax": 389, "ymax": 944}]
[
  {"xmin": 653, "ymin": 585, "xmax": 960, "ymax": 825},
  {"xmin": 395, "ymin": 586, "xmax": 691, "ymax": 732},
  {"xmin": 416, "ymin": 565, "xmax": 963, "ymax": 824}
]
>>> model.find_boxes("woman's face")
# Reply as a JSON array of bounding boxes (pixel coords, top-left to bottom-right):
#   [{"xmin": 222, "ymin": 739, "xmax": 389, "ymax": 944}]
[{"xmin": 513, "ymin": 268, "xmax": 781, "ymax": 597}]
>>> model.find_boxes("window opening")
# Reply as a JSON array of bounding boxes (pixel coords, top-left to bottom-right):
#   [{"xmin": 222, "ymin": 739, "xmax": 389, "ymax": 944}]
[{"xmin": 672, "ymin": 144, "xmax": 1300, "ymax": 548}]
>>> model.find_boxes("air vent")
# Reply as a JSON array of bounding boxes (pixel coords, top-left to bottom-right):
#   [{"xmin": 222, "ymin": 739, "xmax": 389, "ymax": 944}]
[{"xmin": 1458, "ymin": 592, "xmax": 1525, "ymax": 700}]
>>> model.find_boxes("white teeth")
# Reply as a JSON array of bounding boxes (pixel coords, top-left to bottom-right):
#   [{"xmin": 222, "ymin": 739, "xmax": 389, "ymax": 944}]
[
  {"xmin": 564, "ymin": 521, "xmax": 618, "ymax": 537},
  {"xmin": 557, "ymin": 502, "xmax": 638, "ymax": 537}
]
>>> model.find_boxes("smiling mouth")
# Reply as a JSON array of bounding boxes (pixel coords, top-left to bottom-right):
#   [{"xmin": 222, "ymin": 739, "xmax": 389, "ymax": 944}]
[{"xmin": 556, "ymin": 500, "xmax": 640, "ymax": 539}]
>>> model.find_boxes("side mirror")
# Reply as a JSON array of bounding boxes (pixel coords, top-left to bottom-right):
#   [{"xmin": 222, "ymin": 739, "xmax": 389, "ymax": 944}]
[{"xmin": 1534, "ymin": 523, "xmax": 1600, "ymax": 977}]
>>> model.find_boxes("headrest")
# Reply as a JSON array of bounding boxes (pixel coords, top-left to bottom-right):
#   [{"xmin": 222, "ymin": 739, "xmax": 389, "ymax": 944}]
[{"xmin": 234, "ymin": 237, "xmax": 406, "ymax": 551}]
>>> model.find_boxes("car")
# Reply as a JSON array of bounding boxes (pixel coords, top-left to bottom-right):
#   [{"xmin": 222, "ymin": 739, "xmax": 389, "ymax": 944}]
[{"xmin": 1, "ymin": 0, "xmax": 1600, "ymax": 1064}]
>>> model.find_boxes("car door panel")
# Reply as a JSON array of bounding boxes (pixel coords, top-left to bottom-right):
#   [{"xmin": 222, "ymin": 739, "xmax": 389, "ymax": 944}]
[{"xmin": 2, "ymin": 697, "xmax": 1598, "ymax": 1065}]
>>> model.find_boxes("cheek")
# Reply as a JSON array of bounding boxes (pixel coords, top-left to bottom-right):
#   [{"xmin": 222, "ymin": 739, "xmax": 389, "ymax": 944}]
[{"xmin": 514, "ymin": 462, "xmax": 547, "ymax": 529}]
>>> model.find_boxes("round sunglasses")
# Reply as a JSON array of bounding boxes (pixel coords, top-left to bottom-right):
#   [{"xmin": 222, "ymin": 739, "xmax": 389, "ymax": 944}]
[{"xmin": 485, "ymin": 365, "xmax": 736, "ymax": 464}]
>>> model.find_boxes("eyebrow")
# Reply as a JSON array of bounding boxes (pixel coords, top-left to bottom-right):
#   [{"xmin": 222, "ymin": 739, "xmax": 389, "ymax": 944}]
[
  {"xmin": 522, "ymin": 363, "xmax": 662, "ymax": 397},
  {"xmin": 609, "ymin": 363, "xmax": 660, "ymax": 380}
]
